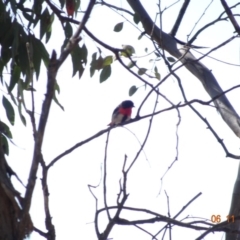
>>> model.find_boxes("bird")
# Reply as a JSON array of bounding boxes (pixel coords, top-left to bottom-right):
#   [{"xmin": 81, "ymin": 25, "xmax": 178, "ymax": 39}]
[{"xmin": 108, "ymin": 100, "xmax": 135, "ymax": 126}]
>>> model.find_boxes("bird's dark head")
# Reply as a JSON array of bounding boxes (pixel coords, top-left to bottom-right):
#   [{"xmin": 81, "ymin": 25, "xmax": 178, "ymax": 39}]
[{"xmin": 122, "ymin": 100, "xmax": 135, "ymax": 108}]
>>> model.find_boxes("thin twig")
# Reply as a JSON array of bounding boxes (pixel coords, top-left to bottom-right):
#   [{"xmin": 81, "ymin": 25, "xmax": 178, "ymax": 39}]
[
  {"xmin": 220, "ymin": 0, "xmax": 240, "ymax": 34},
  {"xmin": 103, "ymin": 131, "xmax": 111, "ymax": 220}
]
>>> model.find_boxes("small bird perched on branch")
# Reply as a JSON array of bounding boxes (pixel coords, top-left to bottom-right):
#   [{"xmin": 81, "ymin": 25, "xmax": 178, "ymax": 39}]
[{"xmin": 108, "ymin": 100, "xmax": 135, "ymax": 126}]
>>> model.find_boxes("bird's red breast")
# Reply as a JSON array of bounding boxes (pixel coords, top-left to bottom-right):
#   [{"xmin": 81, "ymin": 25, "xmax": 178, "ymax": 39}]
[{"xmin": 118, "ymin": 107, "xmax": 132, "ymax": 116}]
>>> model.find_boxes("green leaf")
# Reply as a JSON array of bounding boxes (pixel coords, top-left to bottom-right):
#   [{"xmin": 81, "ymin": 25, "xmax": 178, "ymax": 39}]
[
  {"xmin": 53, "ymin": 91, "xmax": 64, "ymax": 111},
  {"xmin": 138, "ymin": 68, "xmax": 147, "ymax": 75},
  {"xmin": 100, "ymin": 65, "xmax": 111, "ymax": 83},
  {"xmin": 1, "ymin": 134, "xmax": 9, "ymax": 155},
  {"xmin": 121, "ymin": 45, "xmax": 135, "ymax": 57},
  {"xmin": 0, "ymin": 121, "xmax": 12, "ymax": 139},
  {"xmin": 90, "ymin": 52, "xmax": 97, "ymax": 77},
  {"xmin": 75, "ymin": 0, "xmax": 81, "ymax": 16},
  {"xmin": 71, "ymin": 44, "xmax": 83, "ymax": 77},
  {"xmin": 145, "ymin": 48, "xmax": 148, "ymax": 52},
  {"xmin": 129, "ymin": 85, "xmax": 138, "ymax": 96},
  {"xmin": 64, "ymin": 21, "xmax": 73, "ymax": 39},
  {"xmin": 81, "ymin": 44, "xmax": 88, "ymax": 64},
  {"xmin": 17, "ymin": 103, "xmax": 26, "ymax": 126},
  {"xmin": 1, "ymin": 48, "xmax": 11, "ymax": 66},
  {"xmin": 58, "ymin": 0, "xmax": 65, "ymax": 8},
  {"xmin": 2, "ymin": 95, "xmax": 15, "ymax": 125},
  {"xmin": 55, "ymin": 81, "xmax": 60, "ymax": 94},
  {"xmin": 155, "ymin": 72, "xmax": 161, "ymax": 80},
  {"xmin": 127, "ymin": 60, "xmax": 136, "ymax": 68},
  {"xmin": 31, "ymin": 35, "xmax": 50, "ymax": 77},
  {"xmin": 103, "ymin": 56, "xmax": 113, "ymax": 66},
  {"xmin": 9, "ymin": 65, "xmax": 21, "ymax": 92},
  {"xmin": 167, "ymin": 57, "xmax": 176, "ymax": 62},
  {"xmin": 114, "ymin": 22, "xmax": 123, "ymax": 32},
  {"xmin": 18, "ymin": 41, "xmax": 29, "ymax": 76},
  {"xmin": 90, "ymin": 67, "xmax": 95, "ymax": 77},
  {"xmin": 154, "ymin": 66, "xmax": 158, "ymax": 73},
  {"xmin": 138, "ymin": 34, "xmax": 143, "ymax": 40},
  {"xmin": 40, "ymin": 8, "xmax": 50, "ymax": 40},
  {"xmin": 45, "ymin": 30, "xmax": 52, "ymax": 44},
  {"xmin": 133, "ymin": 13, "xmax": 140, "ymax": 24}
]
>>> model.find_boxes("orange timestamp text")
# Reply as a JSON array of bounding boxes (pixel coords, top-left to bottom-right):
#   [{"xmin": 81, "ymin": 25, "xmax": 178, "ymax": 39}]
[{"xmin": 211, "ymin": 215, "xmax": 235, "ymax": 223}]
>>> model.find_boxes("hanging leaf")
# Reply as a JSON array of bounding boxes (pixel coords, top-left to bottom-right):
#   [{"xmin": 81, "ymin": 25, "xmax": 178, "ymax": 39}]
[
  {"xmin": 31, "ymin": 35, "xmax": 50, "ymax": 78},
  {"xmin": 18, "ymin": 41, "xmax": 30, "ymax": 76},
  {"xmin": 75, "ymin": 0, "xmax": 81, "ymax": 16},
  {"xmin": 129, "ymin": 85, "xmax": 138, "ymax": 96},
  {"xmin": 90, "ymin": 52, "xmax": 97, "ymax": 77},
  {"xmin": 71, "ymin": 44, "xmax": 86, "ymax": 78},
  {"xmin": 17, "ymin": 103, "xmax": 26, "ymax": 126},
  {"xmin": 138, "ymin": 68, "xmax": 147, "ymax": 75},
  {"xmin": 81, "ymin": 44, "xmax": 88, "ymax": 64},
  {"xmin": 0, "ymin": 121, "xmax": 12, "ymax": 139},
  {"xmin": 121, "ymin": 45, "xmax": 135, "ymax": 57},
  {"xmin": 2, "ymin": 95, "xmax": 15, "ymax": 125},
  {"xmin": 100, "ymin": 65, "xmax": 111, "ymax": 83},
  {"xmin": 103, "ymin": 56, "xmax": 113, "ymax": 66},
  {"xmin": 1, "ymin": 134, "xmax": 9, "ymax": 155},
  {"xmin": 59, "ymin": 0, "xmax": 65, "ymax": 9},
  {"xmin": 133, "ymin": 13, "xmax": 140, "ymax": 24},
  {"xmin": 167, "ymin": 56, "xmax": 176, "ymax": 62},
  {"xmin": 138, "ymin": 32, "xmax": 145, "ymax": 40},
  {"xmin": 40, "ymin": 8, "xmax": 50, "ymax": 40},
  {"xmin": 53, "ymin": 91, "xmax": 64, "ymax": 111},
  {"xmin": 64, "ymin": 21, "xmax": 73, "ymax": 38},
  {"xmin": 155, "ymin": 72, "xmax": 161, "ymax": 80},
  {"xmin": 9, "ymin": 65, "xmax": 21, "ymax": 92},
  {"xmin": 114, "ymin": 22, "xmax": 123, "ymax": 32}
]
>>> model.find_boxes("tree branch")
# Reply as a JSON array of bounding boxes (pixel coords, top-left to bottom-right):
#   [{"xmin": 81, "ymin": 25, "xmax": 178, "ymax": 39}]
[
  {"xmin": 20, "ymin": 0, "xmax": 97, "ymax": 232},
  {"xmin": 170, "ymin": 0, "xmax": 190, "ymax": 36},
  {"xmin": 220, "ymin": 0, "xmax": 240, "ymax": 34},
  {"xmin": 127, "ymin": 0, "xmax": 240, "ymax": 138}
]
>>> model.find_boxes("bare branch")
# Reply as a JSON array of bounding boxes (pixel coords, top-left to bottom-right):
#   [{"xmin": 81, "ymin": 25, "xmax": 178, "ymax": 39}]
[
  {"xmin": 21, "ymin": 50, "xmax": 58, "ymax": 223},
  {"xmin": 127, "ymin": 0, "xmax": 240, "ymax": 138},
  {"xmin": 154, "ymin": 192, "xmax": 202, "ymax": 238},
  {"xmin": 187, "ymin": 0, "xmax": 214, "ymax": 41},
  {"xmin": 97, "ymin": 0, "xmax": 134, "ymax": 16},
  {"xmin": 26, "ymin": 42, "xmax": 37, "ymax": 139},
  {"xmin": 126, "ymin": 92, "xmax": 159, "ymax": 173},
  {"xmin": 170, "ymin": 0, "xmax": 191, "ymax": 36},
  {"xmin": 40, "ymin": 156, "xmax": 55, "ymax": 240},
  {"xmin": 103, "ymin": 131, "xmax": 111, "ymax": 220},
  {"xmin": 220, "ymin": 0, "xmax": 240, "ymax": 34}
]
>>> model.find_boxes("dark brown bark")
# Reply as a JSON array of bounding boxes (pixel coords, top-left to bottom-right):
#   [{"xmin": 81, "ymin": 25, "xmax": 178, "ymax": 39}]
[{"xmin": 0, "ymin": 143, "xmax": 33, "ymax": 240}]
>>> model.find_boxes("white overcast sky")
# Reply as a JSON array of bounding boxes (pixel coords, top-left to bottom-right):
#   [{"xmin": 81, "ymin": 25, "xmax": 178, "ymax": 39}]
[{"xmin": 1, "ymin": 0, "xmax": 240, "ymax": 239}]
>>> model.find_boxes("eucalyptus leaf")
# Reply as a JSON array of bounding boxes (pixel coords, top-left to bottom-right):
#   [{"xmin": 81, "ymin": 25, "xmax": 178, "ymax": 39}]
[{"xmin": 114, "ymin": 22, "xmax": 123, "ymax": 32}]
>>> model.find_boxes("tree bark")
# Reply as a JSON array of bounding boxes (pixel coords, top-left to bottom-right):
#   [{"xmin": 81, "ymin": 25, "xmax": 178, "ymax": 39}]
[
  {"xmin": 0, "ymin": 141, "xmax": 33, "ymax": 240},
  {"xmin": 127, "ymin": 0, "xmax": 240, "ymax": 138}
]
